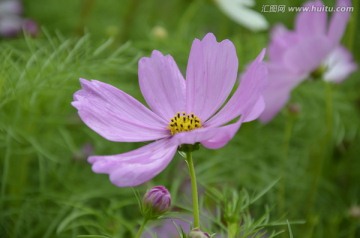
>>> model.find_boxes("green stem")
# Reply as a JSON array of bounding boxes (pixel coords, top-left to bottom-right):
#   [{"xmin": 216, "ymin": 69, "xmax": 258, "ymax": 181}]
[
  {"xmin": 185, "ymin": 151, "xmax": 200, "ymax": 229},
  {"xmin": 278, "ymin": 109, "xmax": 295, "ymax": 216},
  {"xmin": 227, "ymin": 222, "xmax": 238, "ymax": 238},
  {"xmin": 135, "ymin": 219, "xmax": 148, "ymax": 238},
  {"xmin": 305, "ymin": 83, "xmax": 333, "ymax": 220}
]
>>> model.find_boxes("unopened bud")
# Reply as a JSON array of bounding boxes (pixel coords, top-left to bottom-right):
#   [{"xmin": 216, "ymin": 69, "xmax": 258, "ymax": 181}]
[
  {"xmin": 151, "ymin": 25, "xmax": 168, "ymax": 40},
  {"xmin": 348, "ymin": 205, "xmax": 360, "ymax": 219},
  {"xmin": 142, "ymin": 185, "xmax": 171, "ymax": 219},
  {"xmin": 189, "ymin": 229, "xmax": 210, "ymax": 238},
  {"xmin": 287, "ymin": 103, "xmax": 301, "ymax": 116},
  {"xmin": 23, "ymin": 19, "xmax": 38, "ymax": 37}
]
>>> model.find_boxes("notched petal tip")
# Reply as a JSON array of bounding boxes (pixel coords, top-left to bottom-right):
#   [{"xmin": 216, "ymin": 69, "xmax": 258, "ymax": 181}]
[
  {"xmin": 79, "ymin": 77, "xmax": 91, "ymax": 86},
  {"xmin": 139, "ymin": 50, "xmax": 164, "ymax": 64},
  {"xmin": 197, "ymin": 32, "xmax": 237, "ymax": 48},
  {"xmin": 151, "ymin": 49, "xmax": 165, "ymax": 57},
  {"xmin": 201, "ymin": 32, "xmax": 216, "ymax": 41}
]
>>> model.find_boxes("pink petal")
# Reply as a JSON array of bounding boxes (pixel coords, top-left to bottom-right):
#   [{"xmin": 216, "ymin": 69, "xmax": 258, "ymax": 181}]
[
  {"xmin": 171, "ymin": 122, "xmax": 243, "ymax": 150},
  {"xmin": 0, "ymin": 15, "xmax": 23, "ymax": 37},
  {"xmin": 205, "ymin": 49, "xmax": 267, "ymax": 127},
  {"xmin": 268, "ymin": 24, "xmax": 299, "ymax": 63},
  {"xmin": 283, "ymin": 35, "xmax": 332, "ymax": 74},
  {"xmin": 327, "ymin": 0, "xmax": 351, "ymax": 44},
  {"xmin": 138, "ymin": 50, "xmax": 186, "ymax": 121},
  {"xmin": 72, "ymin": 78, "xmax": 169, "ymax": 142},
  {"xmin": 171, "ymin": 127, "xmax": 221, "ymax": 146},
  {"xmin": 323, "ymin": 46, "xmax": 357, "ymax": 83},
  {"xmin": 88, "ymin": 139, "xmax": 178, "ymax": 187},
  {"xmin": 0, "ymin": 0, "xmax": 23, "ymax": 15},
  {"xmin": 243, "ymin": 97, "xmax": 265, "ymax": 122},
  {"xmin": 259, "ymin": 91, "xmax": 290, "ymax": 123},
  {"xmin": 200, "ymin": 118, "xmax": 243, "ymax": 149},
  {"xmin": 295, "ymin": 1, "xmax": 327, "ymax": 37},
  {"xmin": 259, "ymin": 64, "xmax": 305, "ymax": 123},
  {"xmin": 185, "ymin": 33, "xmax": 238, "ymax": 121}
]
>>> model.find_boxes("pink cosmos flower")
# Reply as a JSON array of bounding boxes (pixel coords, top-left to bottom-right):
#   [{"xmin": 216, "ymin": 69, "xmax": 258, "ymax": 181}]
[
  {"xmin": 72, "ymin": 33, "xmax": 267, "ymax": 187},
  {"xmin": 260, "ymin": 0, "xmax": 357, "ymax": 122},
  {"xmin": 143, "ymin": 216, "xmax": 192, "ymax": 238}
]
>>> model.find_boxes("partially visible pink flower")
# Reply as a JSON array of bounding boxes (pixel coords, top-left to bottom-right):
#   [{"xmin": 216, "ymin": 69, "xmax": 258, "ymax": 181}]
[
  {"xmin": 143, "ymin": 216, "xmax": 192, "ymax": 238},
  {"xmin": 260, "ymin": 0, "xmax": 357, "ymax": 122},
  {"xmin": 22, "ymin": 19, "xmax": 38, "ymax": 36},
  {"xmin": 0, "ymin": 0, "xmax": 22, "ymax": 15},
  {"xmin": 0, "ymin": 0, "xmax": 38, "ymax": 38},
  {"xmin": 72, "ymin": 33, "xmax": 267, "ymax": 187}
]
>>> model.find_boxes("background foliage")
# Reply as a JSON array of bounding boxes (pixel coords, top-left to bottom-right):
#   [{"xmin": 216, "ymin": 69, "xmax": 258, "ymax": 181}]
[{"xmin": 1, "ymin": 0, "xmax": 359, "ymax": 237}]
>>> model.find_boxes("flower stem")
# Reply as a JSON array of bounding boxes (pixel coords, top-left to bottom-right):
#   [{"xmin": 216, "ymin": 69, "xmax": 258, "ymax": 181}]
[
  {"xmin": 135, "ymin": 218, "xmax": 148, "ymax": 238},
  {"xmin": 304, "ymin": 83, "xmax": 333, "ymax": 235},
  {"xmin": 278, "ymin": 109, "xmax": 295, "ymax": 217},
  {"xmin": 227, "ymin": 222, "xmax": 238, "ymax": 238},
  {"xmin": 185, "ymin": 151, "xmax": 200, "ymax": 229}
]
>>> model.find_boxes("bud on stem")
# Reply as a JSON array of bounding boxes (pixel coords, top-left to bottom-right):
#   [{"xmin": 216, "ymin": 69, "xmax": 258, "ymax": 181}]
[{"xmin": 142, "ymin": 185, "xmax": 171, "ymax": 220}]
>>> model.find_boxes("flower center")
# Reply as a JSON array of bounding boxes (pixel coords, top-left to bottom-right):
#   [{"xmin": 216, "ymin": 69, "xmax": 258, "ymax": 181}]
[{"xmin": 168, "ymin": 112, "xmax": 202, "ymax": 135}]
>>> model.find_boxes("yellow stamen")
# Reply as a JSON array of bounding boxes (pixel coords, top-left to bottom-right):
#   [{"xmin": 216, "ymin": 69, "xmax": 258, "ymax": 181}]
[{"xmin": 168, "ymin": 112, "xmax": 202, "ymax": 135}]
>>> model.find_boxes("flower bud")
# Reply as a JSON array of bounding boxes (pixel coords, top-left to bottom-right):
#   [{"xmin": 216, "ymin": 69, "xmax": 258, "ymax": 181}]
[
  {"xmin": 142, "ymin": 186, "xmax": 171, "ymax": 220},
  {"xmin": 348, "ymin": 205, "xmax": 360, "ymax": 219},
  {"xmin": 151, "ymin": 25, "xmax": 168, "ymax": 40},
  {"xmin": 287, "ymin": 103, "xmax": 301, "ymax": 116},
  {"xmin": 22, "ymin": 19, "xmax": 38, "ymax": 37},
  {"xmin": 189, "ymin": 229, "xmax": 210, "ymax": 238}
]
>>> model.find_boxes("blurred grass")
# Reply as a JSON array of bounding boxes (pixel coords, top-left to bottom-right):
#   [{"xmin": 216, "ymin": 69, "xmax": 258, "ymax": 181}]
[{"xmin": 1, "ymin": 0, "xmax": 360, "ymax": 237}]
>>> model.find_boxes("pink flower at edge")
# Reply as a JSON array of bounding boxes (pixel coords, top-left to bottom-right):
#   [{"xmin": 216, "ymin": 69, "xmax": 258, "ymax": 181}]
[
  {"xmin": 260, "ymin": 0, "xmax": 357, "ymax": 123},
  {"xmin": 72, "ymin": 33, "xmax": 267, "ymax": 187},
  {"xmin": 0, "ymin": 0, "xmax": 39, "ymax": 38}
]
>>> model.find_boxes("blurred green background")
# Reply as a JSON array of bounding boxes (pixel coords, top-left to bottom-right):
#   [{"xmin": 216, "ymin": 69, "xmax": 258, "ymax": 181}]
[{"xmin": 1, "ymin": 0, "xmax": 360, "ymax": 237}]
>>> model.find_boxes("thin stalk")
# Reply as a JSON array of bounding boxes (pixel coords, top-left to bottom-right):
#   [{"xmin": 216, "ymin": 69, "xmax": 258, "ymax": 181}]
[
  {"xmin": 185, "ymin": 151, "xmax": 200, "ymax": 229},
  {"xmin": 278, "ymin": 109, "xmax": 295, "ymax": 216},
  {"xmin": 227, "ymin": 222, "xmax": 238, "ymax": 238},
  {"xmin": 135, "ymin": 219, "xmax": 148, "ymax": 238},
  {"xmin": 305, "ymin": 83, "xmax": 333, "ymax": 232}
]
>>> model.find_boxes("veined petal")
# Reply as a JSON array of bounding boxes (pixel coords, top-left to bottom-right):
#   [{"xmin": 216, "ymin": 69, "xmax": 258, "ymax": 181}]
[
  {"xmin": 205, "ymin": 49, "xmax": 267, "ymax": 127},
  {"xmin": 283, "ymin": 35, "xmax": 332, "ymax": 74},
  {"xmin": 72, "ymin": 78, "xmax": 169, "ymax": 142},
  {"xmin": 215, "ymin": 0, "xmax": 268, "ymax": 31},
  {"xmin": 139, "ymin": 50, "xmax": 186, "ymax": 121},
  {"xmin": 323, "ymin": 46, "xmax": 357, "ymax": 83},
  {"xmin": 171, "ymin": 118, "xmax": 243, "ymax": 150},
  {"xmin": 88, "ymin": 139, "xmax": 178, "ymax": 187},
  {"xmin": 201, "ymin": 117, "xmax": 244, "ymax": 149},
  {"xmin": 327, "ymin": 0, "xmax": 351, "ymax": 44},
  {"xmin": 171, "ymin": 127, "xmax": 220, "ymax": 146},
  {"xmin": 295, "ymin": 0, "xmax": 327, "ymax": 37},
  {"xmin": 185, "ymin": 33, "xmax": 238, "ymax": 122}
]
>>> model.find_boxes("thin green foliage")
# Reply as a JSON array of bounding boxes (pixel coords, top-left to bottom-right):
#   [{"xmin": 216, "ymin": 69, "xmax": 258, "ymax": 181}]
[{"xmin": 1, "ymin": 0, "xmax": 359, "ymax": 237}]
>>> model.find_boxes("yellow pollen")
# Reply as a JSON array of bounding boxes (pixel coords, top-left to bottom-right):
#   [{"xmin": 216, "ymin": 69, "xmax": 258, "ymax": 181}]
[{"xmin": 168, "ymin": 112, "xmax": 202, "ymax": 135}]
